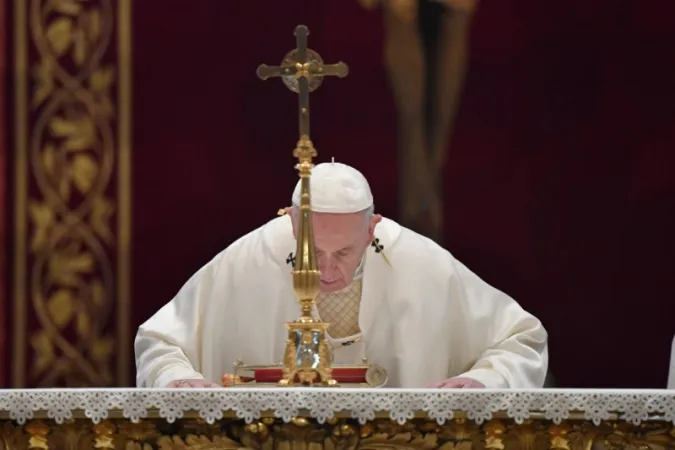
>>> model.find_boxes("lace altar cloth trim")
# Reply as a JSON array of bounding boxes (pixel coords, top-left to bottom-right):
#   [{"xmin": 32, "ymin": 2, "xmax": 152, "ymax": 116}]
[{"xmin": 0, "ymin": 388, "xmax": 674, "ymax": 426}]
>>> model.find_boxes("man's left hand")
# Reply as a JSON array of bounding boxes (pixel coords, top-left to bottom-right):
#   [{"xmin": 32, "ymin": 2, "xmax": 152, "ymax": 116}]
[{"xmin": 426, "ymin": 377, "xmax": 485, "ymax": 388}]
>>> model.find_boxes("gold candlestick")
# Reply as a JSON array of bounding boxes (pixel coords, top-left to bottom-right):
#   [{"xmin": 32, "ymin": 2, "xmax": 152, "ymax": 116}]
[{"xmin": 256, "ymin": 25, "xmax": 348, "ymax": 386}]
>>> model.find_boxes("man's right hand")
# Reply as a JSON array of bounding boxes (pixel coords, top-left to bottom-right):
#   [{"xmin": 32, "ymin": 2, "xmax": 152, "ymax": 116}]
[{"xmin": 167, "ymin": 379, "xmax": 220, "ymax": 388}]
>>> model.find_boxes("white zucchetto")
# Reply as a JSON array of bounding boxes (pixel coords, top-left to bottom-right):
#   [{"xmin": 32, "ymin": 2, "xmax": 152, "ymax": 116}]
[{"xmin": 291, "ymin": 161, "xmax": 373, "ymax": 213}]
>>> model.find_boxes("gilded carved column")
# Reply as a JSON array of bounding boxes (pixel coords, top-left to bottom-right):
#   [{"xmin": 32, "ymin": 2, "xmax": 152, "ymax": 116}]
[{"xmin": 12, "ymin": 0, "xmax": 132, "ymax": 387}]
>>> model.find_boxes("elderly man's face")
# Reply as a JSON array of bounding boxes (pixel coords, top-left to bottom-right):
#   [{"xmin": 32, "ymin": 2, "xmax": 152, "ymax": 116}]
[{"xmin": 290, "ymin": 209, "xmax": 381, "ymax": 292}]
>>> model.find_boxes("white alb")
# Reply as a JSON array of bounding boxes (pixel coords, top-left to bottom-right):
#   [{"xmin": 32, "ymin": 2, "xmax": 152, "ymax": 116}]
[
  {"xmin": 134, "ymin": 215, "xmax": 548, "ymax": 390},
  {"xmin": 0, "ymin": 388, "xmax": 674, "ymax": 426}
]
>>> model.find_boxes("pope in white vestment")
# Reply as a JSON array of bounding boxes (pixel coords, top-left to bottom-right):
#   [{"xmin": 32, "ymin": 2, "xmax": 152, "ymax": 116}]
[{"xmin": 135, "ymin": 162, "xmax": 548, "ymax": 389}]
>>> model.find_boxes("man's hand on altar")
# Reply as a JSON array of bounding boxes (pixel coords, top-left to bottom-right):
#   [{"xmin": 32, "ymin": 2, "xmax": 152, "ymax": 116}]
[
  {"xmin": 426, "ymin": 377, "xmax": 485, "ymax": 388},
  {"xmin": 167, "ymin": 379, "xmax": 221, "ymax": 388}
]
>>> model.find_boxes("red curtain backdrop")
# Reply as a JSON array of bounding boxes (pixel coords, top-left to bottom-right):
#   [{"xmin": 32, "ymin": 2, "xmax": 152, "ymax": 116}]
[
  {"xmin": 0, "ymin": 0, "xmax": 7, "ymax": 388},
  {"xmin": 132, "ymin": 1, "xmax": 675, "ymax": 388}
]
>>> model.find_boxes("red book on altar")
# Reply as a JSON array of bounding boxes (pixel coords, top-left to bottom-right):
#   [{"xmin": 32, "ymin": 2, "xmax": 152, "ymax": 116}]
[{"xmin": 224, "ymin": 363, "xmax": 387, "ymax": 387}]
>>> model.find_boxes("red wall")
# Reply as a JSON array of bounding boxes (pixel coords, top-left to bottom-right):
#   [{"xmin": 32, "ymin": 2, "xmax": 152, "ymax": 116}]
[{"xmin": 132, "ymin": 0, "xmax": 675, "ymax": 388}]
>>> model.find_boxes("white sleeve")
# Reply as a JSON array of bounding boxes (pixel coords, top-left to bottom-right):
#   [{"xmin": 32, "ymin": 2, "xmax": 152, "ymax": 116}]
[
  {"xmin": 450, "ymin": 258, "xmax": 549, "ymax": 388},
  {"xmin": 134, "ymin": 253, "xmax": 224, "ymax": 387}
]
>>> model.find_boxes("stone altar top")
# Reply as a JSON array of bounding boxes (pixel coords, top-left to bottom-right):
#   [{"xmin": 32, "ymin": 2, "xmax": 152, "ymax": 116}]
[{"xmin": 0, "ymin": 388, "xmax": 674, "ymax": 426}]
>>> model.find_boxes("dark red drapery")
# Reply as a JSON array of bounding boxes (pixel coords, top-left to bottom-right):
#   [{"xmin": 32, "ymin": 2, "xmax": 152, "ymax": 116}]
[{"xmin": 131, "ymin": 0, "xmax": 675, "ymax": 388}]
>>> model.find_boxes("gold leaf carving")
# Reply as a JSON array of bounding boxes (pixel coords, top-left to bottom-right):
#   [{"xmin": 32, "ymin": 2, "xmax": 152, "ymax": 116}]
[
  {"xmin": 483, "ymin": 420, "xmax": 506, "ymax": 450},
  {"xmin": 439, "ymin": 418, "xmax": 480, "ymax": 442},
  {"xmin": 0, "ymin": 422, "xmax": 25, "ymax": 449},
  {"xmin": 25, "ymin": 421, "xmax": 50, "ymax": 450},
  {"xmin": 42, "ymin": 143, "xmax": 56, "ymax": 177},
  {"xmin": 71, "ymin": 153, "xmax": 98, "ymax": 193},
  {"xmin": 50, "ymin": 116, "xmax": 79, "ymax": 137},
  {"xmin": 126, "ymin": 443, "xmax": 155, "ymax": 450},
  {"xmin": 501, "ymin": 420, "xmax": 548, "ymax": 450},
  {"xmin": 439, "ymin": 443, "xmax": 472, "ymax": 450},
  {"xmin": 66, "ymin": 247, "xmax": 95, "ymax": 272},
  {"xmin": 156, "ymin": 436, "xmax": 186, "ymax": 450},
  {"xmin": 28, "ymin": 201, "xmax": 55, "ymax": 252},
  {"xmin": 32, "ymin": 59, "xmax": 54, "ymax": 109},
  {"xmin": 360, "ymin": 432, "xmax": 440, "ymax": 450},
  {"xmin": 90, "ymin": 196, "xmax": 115, "ymax": 243},
  {"xmin": 48, "ymin": 289, "xmax": 76, "ymax": 328},
  {"xmin": 3, "ymin": 418, "xmax": 675, "ymax": 450},
  {"xmin": 91, "ymin": 337, "xmax": 114, "ymax": 362},
  {"xmin": 48, "ymin": 247, "xmax": 94, "ymax": 286},
  {"xmin": 93, "ymin": 421, "xmax": 116, "ymax": 449},
  {"xmin": 157, "ymin": 434, "xmax": 244, "ymax": 450},
  {"xmin": 76, "ymin": 310, "xmax": 90, "ymax": 339},
  {"xmin": 90, "ymin": 66, "xmax": 116, "ymax": 117},
  {"xmin": 52, "ymin": 0, "xmax": 83, "ymax": 15},
  {"xmin": 50, "ymin": 116, "xmax": 96, "ymax": 151},
  {"xmin": 91, "ymin": 67, "xmax": 114, "ymax": 92},
  {"xmin": 31, "ymin": 330, "xmax": 55, "ymax": 377},
  {"xmin": 48, "ymin": 421, "xmax": 92, "ymax": 450},
  {"xmin": 117, "ymin": 421, "xmax": 159, "ymax": 444},
  {"xmin": 59, "ymin": 174, "xmax": 72, "ymax": 201},
  {"xmin": 91, "ymin": 279, "xmax": 105, "ymax": 306},
  {"xmin": 604, "ymin": 422, "xmax": 674, "ymax": 450},
  {"xmin": 182, "ymin": 420, "xmax": 223, "ymax": 438},
  {"xmin": 73, "ymin": 27, "xmax": 87, "ymax": 66},
  {"xmin": 46, "ymin": 17, "xmax": 74, "ymax": 56},
  {"xmin": 87, "ymin": 9, "xmax": 102, "ymax": 42}
]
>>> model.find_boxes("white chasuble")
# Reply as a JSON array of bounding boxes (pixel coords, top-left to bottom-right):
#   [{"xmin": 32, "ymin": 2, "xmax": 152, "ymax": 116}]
[{"xmin": 135, "ymin": 215, "xmax": 548, "ymax": 389}]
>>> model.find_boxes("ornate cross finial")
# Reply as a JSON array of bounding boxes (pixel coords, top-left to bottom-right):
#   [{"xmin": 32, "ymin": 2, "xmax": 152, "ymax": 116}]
[{"xmin": 256, "ymin": 25, "xmax": 349, "ymax": 139}]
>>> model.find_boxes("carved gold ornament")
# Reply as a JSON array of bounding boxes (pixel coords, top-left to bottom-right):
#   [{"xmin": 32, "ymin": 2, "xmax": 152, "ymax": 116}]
[
  {"xmin": 1, "ymin": 417, "xmax": 674, "ymax": 450},
  {"xmin": 13, "ymin": 0, "xmax": 132, "ymax": 387}
]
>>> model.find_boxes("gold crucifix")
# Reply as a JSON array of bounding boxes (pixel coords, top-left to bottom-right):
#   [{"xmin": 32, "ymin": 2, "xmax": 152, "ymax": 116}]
[{"xmin": 257, "ymin": 25, "xmax": 349, "ymax": 139}]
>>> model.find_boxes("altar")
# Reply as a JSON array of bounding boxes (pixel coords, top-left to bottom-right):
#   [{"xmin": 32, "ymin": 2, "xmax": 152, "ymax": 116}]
[
  {"xmin": 3, "ymin": 11, "xmax": 674, "ymax": 449},
  {"xmin": 1, "ymin": 389, "xmax": 674, "ymax": 449}
]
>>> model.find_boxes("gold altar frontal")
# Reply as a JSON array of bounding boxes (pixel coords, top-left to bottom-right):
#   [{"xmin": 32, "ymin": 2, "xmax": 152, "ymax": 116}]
[
  {"xmin": 2, "ymin": 412, "xmax": 675, "ymax": 450},
  {"xmin": 1, "ymin": 389, "xmax": 675, "ymax": 450}
]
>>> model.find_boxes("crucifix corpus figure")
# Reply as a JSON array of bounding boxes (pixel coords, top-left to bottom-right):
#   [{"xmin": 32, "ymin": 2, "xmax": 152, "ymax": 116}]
[
  {"xmin": 134, "ymin": 24, "xmax": 548, "ymax": 392},
  {"xmin": 360, "ymin": 0, "xmax": 477, "ymax": 243}
]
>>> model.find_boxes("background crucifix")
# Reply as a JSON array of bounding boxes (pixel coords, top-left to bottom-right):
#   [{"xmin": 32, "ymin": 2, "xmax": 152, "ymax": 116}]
[{"xmin": 360, "ymin": 0, "xmax": 477, "ymax": 244}]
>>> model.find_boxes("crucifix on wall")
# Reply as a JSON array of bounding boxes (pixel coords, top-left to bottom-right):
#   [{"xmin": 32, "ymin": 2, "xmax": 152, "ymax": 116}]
[{"xmin": 360, "ymin": 0, "xmax": 477, "ymax": 244}]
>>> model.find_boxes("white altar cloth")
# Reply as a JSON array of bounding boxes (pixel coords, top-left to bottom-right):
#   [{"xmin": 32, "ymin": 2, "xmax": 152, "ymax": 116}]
[{"xmin": 0, "ymin": 388, "xmax": 673, "ymax": 426}]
